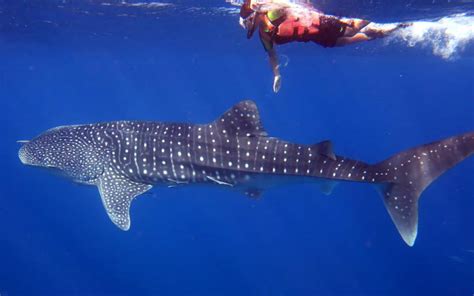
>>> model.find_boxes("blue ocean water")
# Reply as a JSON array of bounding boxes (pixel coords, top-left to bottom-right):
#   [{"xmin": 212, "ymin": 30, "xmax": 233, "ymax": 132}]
[{"xmin": 1, "ymin": 0, "xmax": 474, "ymax": 295}]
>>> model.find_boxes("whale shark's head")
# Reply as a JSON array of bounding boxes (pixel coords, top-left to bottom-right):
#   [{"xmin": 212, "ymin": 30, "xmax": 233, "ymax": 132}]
[{"xmin": 19, "ymin": 125, "xmax": 106, "ymax": 184}]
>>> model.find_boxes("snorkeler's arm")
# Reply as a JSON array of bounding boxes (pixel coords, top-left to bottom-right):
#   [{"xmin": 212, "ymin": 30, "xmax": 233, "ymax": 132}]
[
  {"xmin": 246, "ymin": 16, "xmax": 258, "ymax": 39},
  {"xmin": 268, "ymin": 47, "xmax": 281, "ymax": 93},
  {"xmin": 259, "ymin": 29, "xmax": 281, "ymax": 93}
]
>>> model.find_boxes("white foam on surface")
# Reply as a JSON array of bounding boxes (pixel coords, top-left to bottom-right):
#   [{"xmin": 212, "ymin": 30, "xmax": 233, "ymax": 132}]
[
  {"xmin": 226, "ymin": 0, "xmax": 312, "ymax": 6},
  {"xmin": 387, "ymin": 14, "xmax": 474, "ymax": 59},
  {"xmin": 108, "ymin": 2, "xmax": 173, "ymax": 8}
]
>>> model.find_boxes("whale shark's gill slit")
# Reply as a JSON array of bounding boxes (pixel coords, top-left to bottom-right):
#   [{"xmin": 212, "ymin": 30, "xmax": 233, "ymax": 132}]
[{"xmin": 169, "ymin": 125, "xmax": 178, "ymax": 181}]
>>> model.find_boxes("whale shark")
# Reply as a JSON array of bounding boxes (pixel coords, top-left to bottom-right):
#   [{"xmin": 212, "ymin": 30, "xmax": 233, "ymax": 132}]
[{"xmin": 18, "ymin": 100, "xmax": 474, "ymax": 246}]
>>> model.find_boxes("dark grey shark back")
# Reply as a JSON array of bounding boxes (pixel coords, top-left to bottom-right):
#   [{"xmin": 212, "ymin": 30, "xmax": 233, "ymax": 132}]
[
  {"xmin": 91, "ymin": 101, "xmax": 342, "ymax": 230},
  {"xmin": 18, "ymin": 100, "xmax": 474, "ymax": 246}
]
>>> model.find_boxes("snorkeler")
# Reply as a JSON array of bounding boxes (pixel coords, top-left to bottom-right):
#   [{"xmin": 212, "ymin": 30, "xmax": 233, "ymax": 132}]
[{"xmin": 239, "ymin": 0, "xmax": 411, "ymax": 92}]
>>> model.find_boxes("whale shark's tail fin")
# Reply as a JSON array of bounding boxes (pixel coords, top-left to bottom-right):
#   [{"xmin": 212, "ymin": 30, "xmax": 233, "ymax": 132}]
[{"xmin": 372, "ymin": 132, "xmax": 474, "ymax": 246}]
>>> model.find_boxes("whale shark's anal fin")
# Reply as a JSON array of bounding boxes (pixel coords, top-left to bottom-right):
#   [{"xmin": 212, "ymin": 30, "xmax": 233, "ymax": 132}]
[
  {"xmin": 320, "ymin": 180, "xmax": 337, "ymax": 195},
  {"xmin": 244, "ymin": 187, "xmax": 264, "ymax": 199},
  {"xmin": 97, "ymin": 170, "xmax": 152, "ymax": 231},
  {"xmin": 373, "ymin": 131, "xmax": 474, "ymax": 246}
]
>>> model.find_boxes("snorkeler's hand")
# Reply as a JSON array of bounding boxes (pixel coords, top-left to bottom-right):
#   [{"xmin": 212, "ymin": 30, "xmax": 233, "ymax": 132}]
[{"xmin": 273, "ymin": 75, "xmax": 281, "ymax": 93}]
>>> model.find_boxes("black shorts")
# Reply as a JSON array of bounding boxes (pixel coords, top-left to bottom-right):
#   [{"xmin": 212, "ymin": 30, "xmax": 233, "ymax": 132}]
[{"xmin": 313, "ymin": 16, "xmax": 347, "ymax": 47}]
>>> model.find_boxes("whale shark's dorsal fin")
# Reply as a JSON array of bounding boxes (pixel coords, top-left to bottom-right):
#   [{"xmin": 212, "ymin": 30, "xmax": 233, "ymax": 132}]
[
  {"xmin": 97, "ymin": 168, "xmax": 152, "ymax": 230},
  {"xmin": 312, "ymin": 140, "xmax": 336, "ymax": 160},
  {"xmin": 214, "ymin": 100, "xmax": 268, "ymax": 137}
]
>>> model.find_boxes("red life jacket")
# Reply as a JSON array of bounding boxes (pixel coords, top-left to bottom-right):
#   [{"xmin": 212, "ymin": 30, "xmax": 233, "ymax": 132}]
[
  {"xmin": 261, "ymin": 9, "xmax": 321, "ymax": 44},
  {"xmin": 274, "ymin": 16, "xmax": 321, "ymax": 44},
  {"xmin": 263, "ymin": 11, "xmax": 347, "ymax": 47}
]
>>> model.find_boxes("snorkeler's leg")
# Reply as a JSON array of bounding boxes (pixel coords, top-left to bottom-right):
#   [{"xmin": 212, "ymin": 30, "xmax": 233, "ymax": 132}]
[
  {"xmin": 361, "ymin": 22, "xmax": 412, "ymax": 38},
  {"xmin": 336, "ymin": 22, "xmax": 412, "ymax": 45},
  {"xmin": 335, "ymin": 33, "xmax": 371, "ymax": 46},
  {"xmin": 341, "ymin": 18, "xmax": 370, "ymax": 37},
  {"xmin": 352, "ymin": 19, "xmax": 370, "ymax": 29}
]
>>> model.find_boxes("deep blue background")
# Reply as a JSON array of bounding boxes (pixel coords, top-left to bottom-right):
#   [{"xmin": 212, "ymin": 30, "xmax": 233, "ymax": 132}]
[{"xmin": 1, "ymin": 0, "xmax": 473, "ymax": 295}]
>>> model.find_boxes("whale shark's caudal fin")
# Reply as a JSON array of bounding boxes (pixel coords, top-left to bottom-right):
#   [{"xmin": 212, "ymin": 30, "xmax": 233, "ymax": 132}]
[{"xmin": 372, "ymin": 132, "xmax": 474, "ymax": 246}]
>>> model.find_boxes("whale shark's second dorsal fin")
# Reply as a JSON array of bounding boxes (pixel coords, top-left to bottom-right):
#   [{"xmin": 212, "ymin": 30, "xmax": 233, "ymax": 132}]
[
  {"xmin": 312, "ymin": 140, "xmax": 336, "ymax": 160},
  {"xmin": 214, "ymin": 100, "xmax": 268, "ymax": 137}
]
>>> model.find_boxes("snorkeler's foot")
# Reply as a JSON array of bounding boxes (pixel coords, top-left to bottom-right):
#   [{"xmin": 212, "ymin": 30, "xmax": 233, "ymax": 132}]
[
  {"xmin": 273, "ymin": 75, "xmax": 281, "ymax": 93},
  {"xmin": 378, "ymin": 23, "xmax": 412, "ymax": 35},
  {"xmin": 378, "ymin": 23, "xmax": 412, "ymax": 37},
  {"xmin": 397, "ymin": 22, "xmax": 413, "ymax": 29}
]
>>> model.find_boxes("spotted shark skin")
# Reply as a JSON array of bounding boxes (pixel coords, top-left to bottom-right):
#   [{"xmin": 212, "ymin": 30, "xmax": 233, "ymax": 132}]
[{"xmin": 18, "ymin": 100, "xmax": 474, "ymax": 246}]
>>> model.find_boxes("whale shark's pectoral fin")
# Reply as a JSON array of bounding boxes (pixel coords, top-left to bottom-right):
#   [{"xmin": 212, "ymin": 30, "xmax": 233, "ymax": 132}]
[{"xmin": 97, "ymin": 171, "xmax": 152, "ymax": 231}]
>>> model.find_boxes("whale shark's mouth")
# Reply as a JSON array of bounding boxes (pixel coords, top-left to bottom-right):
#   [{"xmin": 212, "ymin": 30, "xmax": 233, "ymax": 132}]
[
  {"xmin": 18, "ymin": 148, "xmax": 64, "ymax": 174},
  {"xmin": 18, "ymin": 145, "xmax": 31, "ymax": 165},
  {"xmin": 17, "ymin": 143, "xmax": 46, "ymax": 168}
]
